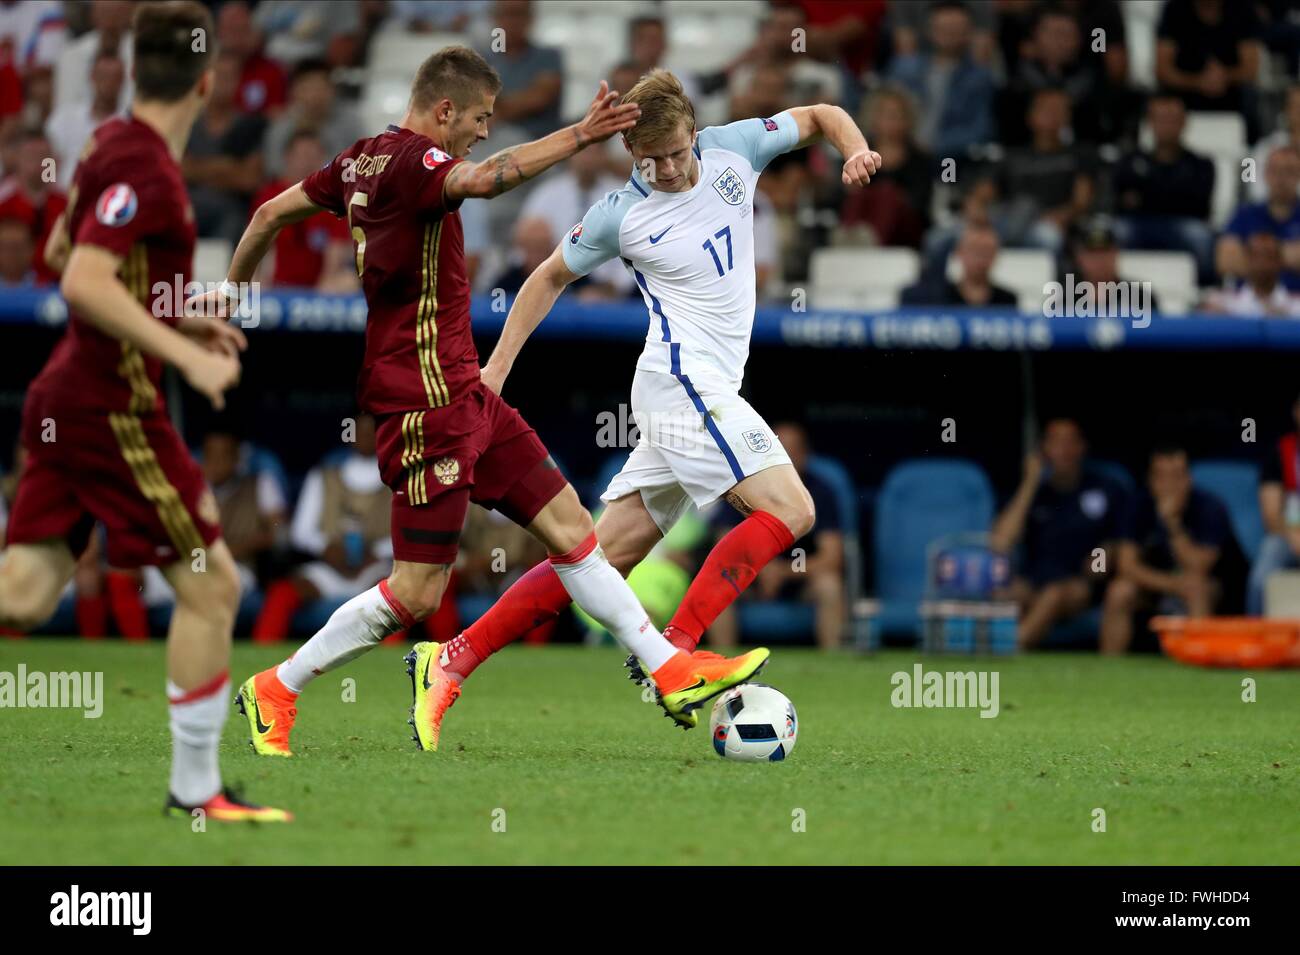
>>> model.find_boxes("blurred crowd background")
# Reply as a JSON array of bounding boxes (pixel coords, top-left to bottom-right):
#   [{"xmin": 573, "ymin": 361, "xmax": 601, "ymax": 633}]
[{"xmin": 4, "ymin": 0, "xmax": 1300, "ymax": 654}]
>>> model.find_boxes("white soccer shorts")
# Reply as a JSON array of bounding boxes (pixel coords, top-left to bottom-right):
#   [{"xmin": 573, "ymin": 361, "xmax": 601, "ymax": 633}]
[{"xmin": 600, "ymin": 368, "xmax": 791, "ymax": 534}]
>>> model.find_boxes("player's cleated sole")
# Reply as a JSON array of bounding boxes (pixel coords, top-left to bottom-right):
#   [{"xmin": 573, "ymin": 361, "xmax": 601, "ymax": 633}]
[
  {"xmin": 164, "ymin": 788, "xmax": 292, "ymax": 823},
  {"xmin": 235, "ymin": 675, "xmax": 293, "ymax": 757},
  {"xmin": 659, "ymin": 648, "xmax": 771, "ymax": 730}
]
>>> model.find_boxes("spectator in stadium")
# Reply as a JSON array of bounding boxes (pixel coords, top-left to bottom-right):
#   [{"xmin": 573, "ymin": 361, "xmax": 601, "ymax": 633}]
[
  {"xmin": 902, "ymin": 223, "xmax": 1016, "ymax": 307},
  {"xmin": 387, "ymin": 1, "xmax": 487, "ymax": 34},
  {"xmin": 729, "ymin": 61, "xmax": 794, "ymax": 127},
  {"xmin": 184, "ymin": 52, "xmax": 267, "ymax": 245},
  {"xmin": 1202, "ymin": 232, "xmax": 1300, "ymax": 317},
  {"xmin": 0, "ymin": 0, "xmax": 65, "ymax": 80},
  {"xmin": 481, "ymin": 0, "xmax": 562, "ymax": 142},
  {"xmin": 1249, "ymin": 84, "xmax": 1300, "ymax": 204},
  {"xmin": 0, "ymin": 128, "xmax": 65, "ymax": 284},
  {"xmin": 839, "ymin": 84, "xmax": 931, "ymax": 249},
  {"xmin": 216, "ymin": 1, "xmax": 288, "ymax": 117},
  {"xmin": 256, "ymin": 0, "xmax": 363, "ymax": 69},
  {"xmin": 994, "ymin": 87, "xmax": 1095, "ymax": 253},
  {"xmin": 1156, "ymin": 0, "xmax": 1261, "ymax": 134},
  {"xmin": 791, "ymin": 0, "xmax": 885, "ymax": 83},
  {"xmin": 1217, "ymin": 145, "xmax": 1300, "ymax": 291},
  {"xmin": 250, "ymin": 131, "xmax": 357, "ymax": 292},
  {"xmin": 886, "ymin": 0, "xmax": 997, "ymax": 66},
  {"xmin": 51, "ymin": 0, "xmax": 130, "ymax": 115},
  {"xmin": 757, "ymin": 149, "xmax": 815, "ymax": 284},
  {"xmin": 885, "ymin": 0, "xmax": 996, "ymax": 159},
  {"xmin": 990, "ymin": 417, "xmax": 1133, "ymax": 650},
  {"xmin": 726, "ymin": 4, "xmax": 841, "ymax": 109},
  {"xmin": 1248, "ymin": 395, "xmax": 1300, "ymax": 615},
  {"xmin": 1101, "ymin": 443, "xmax": 1246, "ymax": 654},
  {"xmin": 252, "ymin": 414, "xmax": 393, "ymax": 642},
  {"xmin": 1112, "ymin": 93, "xmax": 1216, "ymax": 284},
  {"xmin": 45, "ymin": 49, "xmax": 125, "ymax": 186},
  {"xmin": 490, "ymin": 215, "xmax": 560, "ymax": 297},
  {"xmin": 200, "ymin": 429, "xmax": 289, "ymax": 598},
  {"xmin": 708, "ymin": 423, "xmax": 845, "ymax": 651},
  {"xmin": 519, "ymin": 142, "xmax": 633, "ymax": 298},
  {"xmin": 1006, "ymin": 3, "xmax": 1106, "ymax": 145},
  {"xmin": 1061, "ymin": 215, "xmax": 1165, "ymax": 316},
  {"xmin": 263, "ymin": 59, "xmax": 364, "ymax": 179},
  {"xmin": 0, "ymin": 215, "xmax": 33, "ymax": 286},
  {"xmin": 626, "ymin": 15, "xmax": 700, "ymax": 101}
]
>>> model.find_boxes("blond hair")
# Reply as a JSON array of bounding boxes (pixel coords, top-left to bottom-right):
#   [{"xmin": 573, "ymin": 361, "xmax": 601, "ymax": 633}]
[{"xmin": 620, "ymin": 68, "xmax": 696, "ymax": 148}]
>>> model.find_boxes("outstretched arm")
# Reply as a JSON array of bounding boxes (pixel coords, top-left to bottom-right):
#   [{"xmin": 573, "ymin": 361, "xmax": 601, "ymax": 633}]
[
  {"xmin": 444, "ymin": 81, "xmax": 639, "ymax": 202},
  {"xmin": 226, "ymin": 182, "xmax": 323, "ymax": 284},
  {"xmin": 480, "ymin": 244, "xmax": 581, "ymax": 395},
  {"xmin": 787, "ymin": 104, "xmax": 881, "ymax": 186}
]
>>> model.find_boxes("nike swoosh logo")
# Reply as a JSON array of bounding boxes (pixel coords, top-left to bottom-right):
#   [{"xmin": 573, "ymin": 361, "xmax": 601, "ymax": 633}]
[
  {"xmin": 422, "ymin": 656, "xmax": 434, "ymax": 692},
  {"xmin": 677, "ymin": 677, "xmax": 707, "ymax": 693},
  {"xmin": 253, "ymin": 697, "xmax": 272, "ymax": 734},
  {"xmin": 649, "ymin": 226, "xmax": 673, "ymax": 244}
]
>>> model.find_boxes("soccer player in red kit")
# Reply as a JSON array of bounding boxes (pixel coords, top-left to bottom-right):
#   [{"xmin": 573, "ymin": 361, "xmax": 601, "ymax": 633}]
[
  {"xmin": 0, "ymin": 2, "xmax": 289, "ymax": 823},
  {"xmin": 208, "ymin": 46, "xmax": 770, "ymax": 756}
]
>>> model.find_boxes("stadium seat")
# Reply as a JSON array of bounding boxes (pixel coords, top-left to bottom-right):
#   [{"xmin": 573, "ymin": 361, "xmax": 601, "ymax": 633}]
[
  {"xmin": 810, "ymin": 247, "xmax": 919, "ymax": 311},
  {"xmin": 872, "ymin": 459, "xmax": 996, "ymax": 638},
  {"xmin": 193, "ymin": 238, "xmax": 232, "ymax": 285},
  {"xmin": 1122, "ymin": 0, "xmax": 1162, "ymax": 90},
  {"xmin": 362, "ymin": 31, "xmax": 467, "ymax": 129},
  {"xmin": 1191, "ymin": 459, "xmax": 1264, "ymax": 561},
  {"xmin": 1117, "ymin": 250, "xmax": 1197, "ymax": 316},
  {"xmin": 1088, "ymin": 458, "xmax": 1137, "ymax": 498},
  {"xmin": 664, "ymin": 10, "xmax": 760, "ymax": 74}
]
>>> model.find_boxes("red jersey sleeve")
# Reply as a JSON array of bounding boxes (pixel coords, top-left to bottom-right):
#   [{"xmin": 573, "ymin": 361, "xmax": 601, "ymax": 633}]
[
  {"xmin": 410, "ymin": 143, "xmax": 465, "ymax": 215},
  {"xmin": 301, "ymin": 152, "xmax": 347, "ymax": 217},
  {"xmin": 73, "ymin": 165, "xmax": 176, "ymax": 259}
]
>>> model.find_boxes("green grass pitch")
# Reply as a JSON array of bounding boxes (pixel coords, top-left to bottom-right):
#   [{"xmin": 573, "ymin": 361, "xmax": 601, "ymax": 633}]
[{"xmin": 1, "ymin": 637, "xmax": 1297, "ymax": 865}]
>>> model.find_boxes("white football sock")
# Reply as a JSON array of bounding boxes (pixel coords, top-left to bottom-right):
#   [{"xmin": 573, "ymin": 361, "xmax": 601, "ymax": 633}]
[
  {"xmin": 276, "ymin": 582, "xmax": 411, "ymax": 694},
  {"xmin": 167, "ymin": 675, "xmax": 228, "ymax": 806},
  {"xmin": 550, "ymin": 537, "xmax": 677, "ymax": 671}
]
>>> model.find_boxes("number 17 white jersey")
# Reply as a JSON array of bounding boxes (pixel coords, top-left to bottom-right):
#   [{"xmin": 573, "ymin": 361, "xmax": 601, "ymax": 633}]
[{"xmin": 561, "ymin": 112, "xmax": 800, "ymax": 394}]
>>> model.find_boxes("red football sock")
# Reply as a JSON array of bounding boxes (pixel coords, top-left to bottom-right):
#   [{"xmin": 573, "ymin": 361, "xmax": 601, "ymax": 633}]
[
  {"xmin": 76, "ymin": 594, "xmax": 108, "ymax": 639},
  {"xmin": 444, "ymin": 561, "xmax": 572, "ymax": 681},
  {"xmin": 666, "ymin": 510, "xmax": 795, "ymax": 649},
  {"xmin": 253, "ymin": 579, "xmax": 302, "ymax": 644},
  {"xmin": 106, "ymin": 571, "xmax": 150, "ymax": 641}
]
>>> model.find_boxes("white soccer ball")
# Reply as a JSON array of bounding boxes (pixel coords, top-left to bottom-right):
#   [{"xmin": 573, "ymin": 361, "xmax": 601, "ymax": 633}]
[{"xmin": 709, "ymin": 683, "xmax": 798, "ymax": 762}]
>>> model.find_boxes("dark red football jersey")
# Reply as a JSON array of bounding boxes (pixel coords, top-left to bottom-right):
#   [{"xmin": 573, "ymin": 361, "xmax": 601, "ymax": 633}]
[
  {"xmin": 301, "ymin": 124, "xmax": 476, "ymax": 414},
  {"xmin": 29, "ymin": 115, "xmax": 196, "ymax": 416}
]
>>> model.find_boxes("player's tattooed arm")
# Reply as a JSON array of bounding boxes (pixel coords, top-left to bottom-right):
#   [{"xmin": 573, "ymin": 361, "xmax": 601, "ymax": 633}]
[{"xmin": 445, "ymin": 81, "xmax": 639, "ymax": 202}]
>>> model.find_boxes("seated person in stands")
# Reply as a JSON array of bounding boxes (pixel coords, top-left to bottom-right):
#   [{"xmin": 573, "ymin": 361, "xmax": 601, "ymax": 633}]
[
  {"xmin": 709, "ymin": 422, "xmax": 845, "ymax": 651},
  {"xmin": 253, "ymin": 414, "xmax": 393, "ymax": 641},
  {"xmin": 1062, "ymin": 215, "xmax": 1165, "ymax": 316},
  {"xmin": 991, "ymin": 417, "xmax": 1134, "ymax": 649},
  {"xmin": 249, "ymin": 131, "xmax": 357, "ymax": 291},
  {"xmin": 1101, "ymin": 442, "xmax": 1246, "ymax": 654},
  {"xmin": 1216, "ymin": 145, "xmax": 1300, "ymax": 292},
  {"xmin": 1248, "ymin": 394, "xmax": 1300, "ymax": 614},
  {"xmin": 901, "ymin": 223, "xmax": 1017, "ymax": 307},
  {"xmin": 1202, "ymin": 232, "xmax": 1300, "ymax": 317},
  {"xmin": 201, "ymin": 428, "xmax": 288, "ymax": 589}
]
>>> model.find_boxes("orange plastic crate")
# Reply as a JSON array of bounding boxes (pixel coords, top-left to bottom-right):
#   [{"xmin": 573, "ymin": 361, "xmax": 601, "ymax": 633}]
[{"xmin": 1151, "ymin": 616, "xmax": 1300, "ymax": 669}]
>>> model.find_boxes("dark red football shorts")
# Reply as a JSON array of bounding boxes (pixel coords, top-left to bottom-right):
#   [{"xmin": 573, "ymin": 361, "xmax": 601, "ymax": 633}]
[
  {"xmin": 374, "ymin": 382, "xmax": 568, "ymax": 564},
  {"xmin": 6, "ymin": 393, "xmax": 221, "ymax": 568}
]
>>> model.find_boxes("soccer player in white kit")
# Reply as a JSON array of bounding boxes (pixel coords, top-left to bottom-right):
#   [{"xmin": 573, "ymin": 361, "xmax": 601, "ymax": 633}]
[{"xmin": 435, "ymin": 69, "xmax": 880, "ymax": 706}]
